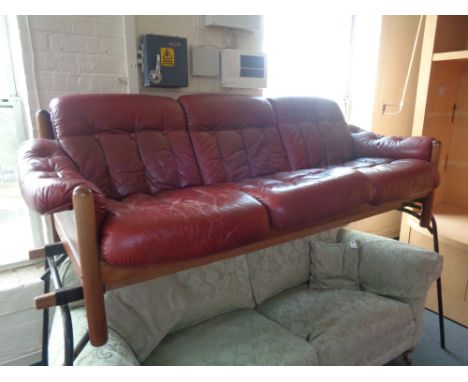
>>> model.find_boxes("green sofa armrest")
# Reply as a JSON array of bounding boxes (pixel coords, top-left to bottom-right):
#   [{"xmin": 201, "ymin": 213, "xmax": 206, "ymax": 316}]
[
  {"xmin": 48, "ymin": 306, "xmax": 140, "ymax": 366},
  {"xmin": 338, "ymin": 229, "xmax": 442, "ymax": 301}
]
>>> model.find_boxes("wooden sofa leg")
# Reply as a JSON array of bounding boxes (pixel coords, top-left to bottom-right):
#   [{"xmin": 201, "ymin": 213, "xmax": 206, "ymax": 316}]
[
  {"xmin": 420, "ymin": 140, "xmax": 441, "ymax": 228},
  {"xmin": 403, "ymin": 348, "xmax": 414, "ymax": 366},
  {"xmin": 419, "ymin": 192, "xmax": 434, "ymax": 228},
  {"xmin": 73, "ymin": 186, "xmax": 108, "ymax": 346}
]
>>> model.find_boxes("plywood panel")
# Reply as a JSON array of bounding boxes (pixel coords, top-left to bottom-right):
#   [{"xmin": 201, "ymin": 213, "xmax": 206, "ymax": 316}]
[
  {"xmin": 433, "ymin": 16, "xmax": 468, "ymax": 53},
  {"xmin": 444, "ymin": 65, "xmax": 468, "ymax": 207},
  {"xmin": 433, "ymin": 50, "xmax": 468, "ymax": 62},
  {"xmin": 408, "ymin": 227, "xmax": 468, "ymax": 300},
  {"xmin": 445, "ymin": 165, "xmax": 468, "ymax": 208},
  {"xmin": 401, "ymin": 18, "xmax": 468, "ymax": 326},
  {"xmin": 412, "ymin": 16, "xmax": 437, "ymax": 137},
  {"xmin": 423, "ymin": 61, "xmax": 464, "ymax": 204},
  {"xmin": 449, "ymin": 120, "xmax": 468, "ymax": 164},
  {"xmin": 425, "ymin": 62, "xmax": 463, "ymax": 115},
  {"xmin": 408, "ymin": 203, "xmax": 468, "ymax": 249},
  {"xmin": 401, "ymin": 202, "xmax": 468, "ymax": 326},
  {"xmin": 346, "ymin": 211, "xmax": 401, "ymax": 238},
  {"xmin": 426, "ymin": 285, "xmax": 468, "ymax": 327}
]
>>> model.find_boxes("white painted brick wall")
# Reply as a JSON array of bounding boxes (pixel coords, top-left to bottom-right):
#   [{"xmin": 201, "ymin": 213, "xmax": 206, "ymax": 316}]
[
  {"xmin": 19, "ymin": 15, "xmax": 128, "ymax": 113},
  {"xmin": 20, "ymin": 15, "xmax": 264, "ymax": 116}
]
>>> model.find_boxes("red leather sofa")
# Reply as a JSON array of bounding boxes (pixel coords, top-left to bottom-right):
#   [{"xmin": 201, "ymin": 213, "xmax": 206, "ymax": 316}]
[
  {"xmin": 19, "ymin": 93, "xmax": 438, "ymax": 266},
  {"xmin": 18, "ymin": 93, "xmax": 439, "ymax": 346}
]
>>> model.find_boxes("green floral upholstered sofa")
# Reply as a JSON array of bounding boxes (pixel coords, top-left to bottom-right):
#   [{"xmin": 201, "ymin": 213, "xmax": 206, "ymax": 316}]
[{"xmin": 48, "ymin": 228, "xmax": 442, "ymax": 366}]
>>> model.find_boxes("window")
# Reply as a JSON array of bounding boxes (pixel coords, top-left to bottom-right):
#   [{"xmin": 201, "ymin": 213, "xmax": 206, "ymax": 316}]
[
  {"xmin": 263, "ymin": 15, "xmax": 381, "ymax": 130},
  {"xmin": 0, "ymin": 16, "xmax": 42, "ymax": 267}
]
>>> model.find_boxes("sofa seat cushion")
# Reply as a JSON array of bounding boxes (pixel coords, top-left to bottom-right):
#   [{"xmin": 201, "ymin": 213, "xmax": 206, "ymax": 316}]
[
  {"xmin": 143, "ymin": 309, "xmax": 319, "ymax": 366},
  {"xmin": 331, "ymin": 157, "xmax": 393, "ymax": 169},
  {"xmin": 233, "ymin": 167, "xmax": 373, "ymax": 229},
  {"xmin": 100, "ymin": 186, "xmax": 269, "ymax": 266},
  {"xmin": 256, "ymin": 284, "xmax": 415, "ymax": 365},
  {"xmin": 352, "ymin": 159, "xmax": 439, "ymax": 204}
]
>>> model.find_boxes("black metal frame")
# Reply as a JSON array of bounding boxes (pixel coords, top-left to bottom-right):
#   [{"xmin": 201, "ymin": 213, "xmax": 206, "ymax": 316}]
[
  {"xmin": 37, "ymin": 203, "xmax": 447, "ymax": 366},
  {"xmin": 399, "ymin": 203, "xmax": 446, "ymax": 349},
  {"xmin": 39, "ymin": 243, "xmax": 89, "ymax": 366}
]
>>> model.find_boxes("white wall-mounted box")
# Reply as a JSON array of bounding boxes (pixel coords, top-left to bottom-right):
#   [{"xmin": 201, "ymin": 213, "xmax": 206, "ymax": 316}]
[
  {"xmin": 220, "ymin": 49, "xmax": 267, "ymax": 89},
  {"xmin": 191, "ymin": 46, "xmax": 220, "ymax": 77},
  {"xmin": 204, "ymin": 16, "xmax": 261, "ymax": 32}
]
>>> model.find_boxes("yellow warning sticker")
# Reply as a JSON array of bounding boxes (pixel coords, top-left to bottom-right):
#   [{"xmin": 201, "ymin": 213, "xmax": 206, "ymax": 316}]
[{"xmin": 160, "ymin": 47, "xmax": 175, "ymax": 67}]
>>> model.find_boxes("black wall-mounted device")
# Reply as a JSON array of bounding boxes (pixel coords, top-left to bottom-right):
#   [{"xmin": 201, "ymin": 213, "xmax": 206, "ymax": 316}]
[{"xmin": 141, "ymin": 34, "xmax": 188, "ymax": 88}]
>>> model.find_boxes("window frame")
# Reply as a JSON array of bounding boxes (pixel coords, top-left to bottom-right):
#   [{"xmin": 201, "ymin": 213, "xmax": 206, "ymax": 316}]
[{"xmin": 0, "ymin": 16, "xmax": 44, "ymax": 270}]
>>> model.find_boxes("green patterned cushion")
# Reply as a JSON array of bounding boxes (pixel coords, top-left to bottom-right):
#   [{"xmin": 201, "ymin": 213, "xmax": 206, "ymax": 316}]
[
  {"xmin": 246, "ymin": 239, "xmax": 310, "ymax": 304},
  {"xmin": 105, "ymin": 275, "xmax": 190, "ymax": 362},
  {"xmin": 171, "ymin": 256, "xmax": 255, "ymax": 332},
  {"xmin": 338, "ymin": 229, "xmax": 443, "ymax": 299},
  {"xmin": 256, "ymin": 285, "xmax": 415, "ymax": 365},
  {"xmin": 57, "ymin": 258, "xmax": 84, "ymax": 309},
  {"xmin": 48, "ymin": 307, "xmax": 140, "ymax": 366},
  {"xmin": 246, "ymin": 228, "xmax": 341, "ymax": 305},
  {"xmin": 144, "ymin": 309, "xmax": 319, "ymax": 366},
  {"xmin": 306, "ymin": 227, "xmax": 341, "ymax": 243},
  {"xmin": 309, "ymin": 240, "xmax": 361, "ymax": 290}
]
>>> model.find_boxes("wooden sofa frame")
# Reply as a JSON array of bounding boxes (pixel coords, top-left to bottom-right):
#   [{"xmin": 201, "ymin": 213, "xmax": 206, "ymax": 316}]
[{"xmin": 31, "ymin": 110, "xmax": 446, "ymax": 365}]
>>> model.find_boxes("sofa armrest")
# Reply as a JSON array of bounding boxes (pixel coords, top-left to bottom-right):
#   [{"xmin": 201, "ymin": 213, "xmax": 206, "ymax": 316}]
[
  {"xmin": 349, "ymin": 125, "xmax": 435, "ymax": 162},
  {"xmin": 48, "ymin": 306, "xmax": 140, "ymax": 366},
  {"xmin": 338, "ymin": 228, "xmax": 442, "ymax": 301},
  {"xmin": 18, "ymin": 139, "xmax": 107, "ymax": 224}
]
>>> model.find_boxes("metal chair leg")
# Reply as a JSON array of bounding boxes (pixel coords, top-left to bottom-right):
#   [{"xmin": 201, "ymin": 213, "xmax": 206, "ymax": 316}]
[
  {"xmin": 435, "ymin": 277, "xmax": 446, "ymax": 349},
  {"xmin": 429, "ymin": 216, "xmax": 446, "ymax": 350},
  {"xmin": 40, "ymin": 259, "xmax": 50, "ymax": 366},
  {"xmin": 39, "ymin": 243, "xmax": 80, "ymax": 366},
  {"xmin": 399, "ymin": 206, "xmax": 446, "ymax": 350}
]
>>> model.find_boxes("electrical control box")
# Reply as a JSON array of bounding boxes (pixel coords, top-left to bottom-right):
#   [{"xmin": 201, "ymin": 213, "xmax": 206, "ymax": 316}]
[
  {"xmin": 140, "ymin": 34, "xmax": 188, "ymax": 88},
  {"xmin": 220, "ymin": 49, "xmax": 267, "ymax": 89},
  {"xmin": 191, "ymin": 46, "xmax": 220, "ymax": 77}
]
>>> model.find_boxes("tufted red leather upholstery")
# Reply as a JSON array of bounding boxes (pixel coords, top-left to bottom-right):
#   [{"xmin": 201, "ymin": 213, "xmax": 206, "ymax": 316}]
[
  {"xmin": 17, "ymin": 139, "xmax": 108, "ymax": 226},
  {"xmin": 338, "ymin": 128, "xmax": 438, "ymax": 203},
  {"xmin": 100, "ymin": 186, "xmax": 269, "ymax": 266},
  {"xmin": 269, "ymin": 97, "xmax": 354, "ymax": 168},
  {"xmin": 349, "ymin": 125, "xmax": 434, "ymax": 162},
  {"xmin": 353, "ymin": 159, "xmax": 439, "ymax": 205},
  {"xmin": 269, "ymin": 97, "xmax": 438, "ymax": 206},
  {"xmin": 17, "ymin": 93, "xmax": 440, "ymax": 267},
  {"xmin": 329, "ymin": 157, "xmax": 439, "ymax": 204},
  {"xmin": 232, "ymin": 167, "xmax": 373, "ymax": 229},
  {"xmin": 179, "ymin": 94, "xmax": 290, "ymax": 184},
  {"xmin": 50, "ymin": 94, "xmax": 202, "ymax": 198}
]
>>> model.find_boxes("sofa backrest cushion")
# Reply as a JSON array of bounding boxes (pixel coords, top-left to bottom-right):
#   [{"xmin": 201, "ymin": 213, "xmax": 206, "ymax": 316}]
[
  {"xmin": 247, "ymin": 228, "xmax": 341, "ymax": 304},
  {"xmin": 104, "ymin": 274, "xmax": 191, "ymax": 362},
  {"xmin": 49, "ymin": 94, "xmax": 202, "ymax": 199},
  {"xmin": 179, "ymin": 94, "xmax": 290, "ymax": 184},
  {"xmin": 269, "ymin": 97, "xmax": 354, "ymax": 168},
  {"xmin": 246, "ymin": 239, "xmax": 311, "ymax": 305},
  {"xmin": 170, "ymin": 255, "xmax": 256, "ymax": 332}
]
